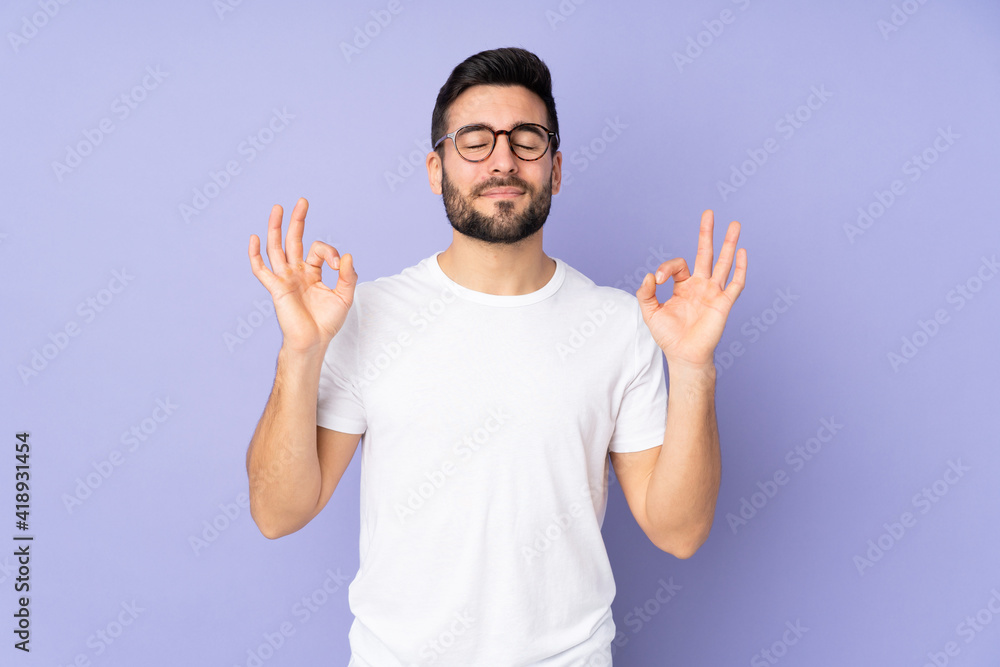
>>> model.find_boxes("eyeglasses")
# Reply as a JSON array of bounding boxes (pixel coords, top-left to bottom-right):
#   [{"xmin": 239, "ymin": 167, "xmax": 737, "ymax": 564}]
[{"xmin": 433, "ymin": 123, "xmax": 559, "ymax": 162}]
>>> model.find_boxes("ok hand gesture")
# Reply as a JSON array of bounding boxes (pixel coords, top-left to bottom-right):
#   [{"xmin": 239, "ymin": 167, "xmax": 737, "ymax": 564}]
[
  {"xmin": 636, "ymin": 210, "xmax": 747, "ymax": 372},
  {"xmin": 248, "ymin": 198, "xmax": 357, "ymax": 354}
]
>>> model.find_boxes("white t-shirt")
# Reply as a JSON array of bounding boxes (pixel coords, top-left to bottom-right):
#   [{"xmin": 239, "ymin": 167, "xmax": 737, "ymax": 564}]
[{"xmin": 317, "ymin": 251, "xmax": 668, "ymax": 666}]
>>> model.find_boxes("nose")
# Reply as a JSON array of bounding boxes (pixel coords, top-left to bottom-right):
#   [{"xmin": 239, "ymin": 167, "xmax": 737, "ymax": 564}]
[{"xmin": 485, "ymin": 132, "xmax": 518, "ymax": 174}]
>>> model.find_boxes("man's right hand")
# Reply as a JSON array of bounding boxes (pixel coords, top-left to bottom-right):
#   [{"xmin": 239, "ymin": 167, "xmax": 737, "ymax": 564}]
[{"xmin": 248, "ymin": 197, "xmax": 357, "ymax": 354}]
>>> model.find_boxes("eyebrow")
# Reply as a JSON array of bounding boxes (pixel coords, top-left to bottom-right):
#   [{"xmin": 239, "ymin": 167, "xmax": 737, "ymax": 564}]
[{"xmin": 465, "ymin": 120, "xmax": 541, "ymax": 130}]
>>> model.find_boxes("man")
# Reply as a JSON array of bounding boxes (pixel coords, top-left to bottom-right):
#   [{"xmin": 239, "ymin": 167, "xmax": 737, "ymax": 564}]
[{"xmin": 246, "ymin": 47, "xmax": 746, "ymax": 666}]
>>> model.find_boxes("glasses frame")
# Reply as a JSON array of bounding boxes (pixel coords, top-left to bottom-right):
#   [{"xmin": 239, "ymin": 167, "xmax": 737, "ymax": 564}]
[{"xmin": 433, "ymin": 123, "xmax": 559, "ymax": 163}]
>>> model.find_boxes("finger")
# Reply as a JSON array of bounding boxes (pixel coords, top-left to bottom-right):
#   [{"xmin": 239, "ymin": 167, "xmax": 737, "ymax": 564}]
[
  {"xmin": 635, "ymin": 271, "xmax": 661, "ymax": 322},
  {"xmin": 722, "ymin": 247, "xmax": 748, "ymax": 302},
  {"xmin": 304, "ymin": 240, "xmax": 342, "ymax": 277},
  {"xmin": 692, "ymin": 209, "xmax": 715, "ymax": 278},
  {"xmin": 332, "ymin": 253, "xmax": 358, "ymax": 299},
  {"xmin": 248, "ymin": 234, "xmax": 276, "ymax": 291},
  {"xmin": 712, "ymin": 220, "xmax": 742, "ymax": 289},
  {"xmin": 653, "ymin": 257, "xmax": 691, "ymax": 286},
  {"xmin": 637, "ymin": 258, "xmax": 690, "ymax": 321},
  {"xmin": 265, "ymin": 204, "xmax": 288, "ymax": 272},
  {"xmin": 286, "ymin": 197, "xmax": 308, "ymax": 265}
]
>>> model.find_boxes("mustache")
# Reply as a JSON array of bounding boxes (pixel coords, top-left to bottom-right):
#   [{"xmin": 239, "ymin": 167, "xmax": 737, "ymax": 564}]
[{"xmin": 475, "ymin": 177, "xmax": 532, "ymax": 196}]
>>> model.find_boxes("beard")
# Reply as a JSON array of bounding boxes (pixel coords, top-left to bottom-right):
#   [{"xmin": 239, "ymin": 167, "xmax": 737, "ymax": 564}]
[{"xmin": 441, "ymin": 168, "xmax": 553, "ymax": 245}]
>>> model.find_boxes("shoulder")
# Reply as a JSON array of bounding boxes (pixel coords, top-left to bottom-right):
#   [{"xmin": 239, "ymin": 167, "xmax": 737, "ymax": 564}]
[
  {"xmin": 557, "ymin": 258, "xmax": 642, "ymax": 321},
  {"xmin": 353, "ymin": 254, "xmax": 441, "ymax": 308}
]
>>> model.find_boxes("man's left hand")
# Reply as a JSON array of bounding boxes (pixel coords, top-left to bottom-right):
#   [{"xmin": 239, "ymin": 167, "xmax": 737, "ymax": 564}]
[{"xmin": 636, "ymin": 209, "xmax": 747, "ymax": 371}]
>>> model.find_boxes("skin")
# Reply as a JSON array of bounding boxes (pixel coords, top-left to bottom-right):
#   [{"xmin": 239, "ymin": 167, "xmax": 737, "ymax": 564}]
[
  {"xmin": 245, "ymin": 84, "xmax": 748, "ymax": 559},
  {"xmin": 425, "ymin": 84, "xmax": 562, "ymax": 296},
  {"xmin": 614, "ymin": 209, "xmax": 747, "ymax": 558},
  {"xmin": 245, "ymin": 199, "xmax": 360, "ymax": 539}
]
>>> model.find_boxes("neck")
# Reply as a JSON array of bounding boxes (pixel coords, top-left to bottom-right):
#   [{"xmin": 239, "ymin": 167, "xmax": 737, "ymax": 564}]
[{"xmin": 436, "ymin": 231, "xmax": 555, "ymax": 296}]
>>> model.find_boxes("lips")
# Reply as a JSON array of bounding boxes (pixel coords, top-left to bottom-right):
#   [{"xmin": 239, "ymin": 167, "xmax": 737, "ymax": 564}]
[{"xmin": 479, "ymin": 187, "xmax": 524, "ymax": 198}]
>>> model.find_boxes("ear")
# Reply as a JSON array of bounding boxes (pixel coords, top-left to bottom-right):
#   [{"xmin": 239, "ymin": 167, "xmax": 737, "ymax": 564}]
[
  {"xmin": 550, "ymin": 150, "xmax": 562, "ymax": 195},
  {"xmin": 427, "ymin": 150, "xmax": 443, "ymax": 195}
]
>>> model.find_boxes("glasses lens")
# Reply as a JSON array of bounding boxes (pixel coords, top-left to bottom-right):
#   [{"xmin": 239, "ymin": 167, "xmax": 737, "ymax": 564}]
[
  {"xmin": 509, "ymin": 125, "xmax": 549, "ymax": 159},
  {"xmin": 455, "ymin": 126, "xmax": 495, "ymax": 161}
]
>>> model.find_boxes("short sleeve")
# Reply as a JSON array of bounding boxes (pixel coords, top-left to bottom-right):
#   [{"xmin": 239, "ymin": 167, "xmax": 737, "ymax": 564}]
[
  {"xmin": 316, "ymin": 295, "xmax": 367, "ymax": 435},
  {"xmin": 607, "ymin": 300, "xmax": 668, "ymax": 453}
]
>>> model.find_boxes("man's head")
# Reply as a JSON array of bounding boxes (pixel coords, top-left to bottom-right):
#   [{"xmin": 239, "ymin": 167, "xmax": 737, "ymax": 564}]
[{"xmin": 427, "ymin": 47, "xmax": 562, "ymax": 246}]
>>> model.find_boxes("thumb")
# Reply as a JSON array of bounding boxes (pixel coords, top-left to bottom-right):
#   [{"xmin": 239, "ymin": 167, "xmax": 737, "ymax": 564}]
[
  {"xmin": 333, "ymin": 253, "xmax": 358, "ymax": 300},
  {"xmin": 635, "ymin": 272, "xmax": 661, "ymax": 322}
]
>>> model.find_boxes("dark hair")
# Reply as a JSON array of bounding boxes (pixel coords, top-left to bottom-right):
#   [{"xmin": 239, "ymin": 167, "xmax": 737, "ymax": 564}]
[{"xmin": 431, "ymin": 47, "xmax": 559, "ymax": 155}]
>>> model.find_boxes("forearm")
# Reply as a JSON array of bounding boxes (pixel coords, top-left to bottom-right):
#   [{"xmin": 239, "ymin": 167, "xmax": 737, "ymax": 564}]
[
  {"xmin": 645, "ymin": 362, "xmax": 720, "ymax": 557},
  {"xmin": 246, "ymin": 345, "xmax": 325, "ymax": 538}
]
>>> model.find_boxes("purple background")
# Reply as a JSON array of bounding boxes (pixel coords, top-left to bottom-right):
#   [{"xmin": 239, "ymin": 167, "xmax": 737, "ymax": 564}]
[{"xmin": 2, "ymin": 1, "xmax": 999, "ymax": 665}]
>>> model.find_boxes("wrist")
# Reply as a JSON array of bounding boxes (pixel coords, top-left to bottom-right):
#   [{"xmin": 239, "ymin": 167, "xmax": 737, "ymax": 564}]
[
  {"xmin": 278, "ymin": 342, "xmax": 327, "ymax": 368},
  {"xmin": 665, "ymin": 358, "xmax": 717, "ymax": 384}
]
